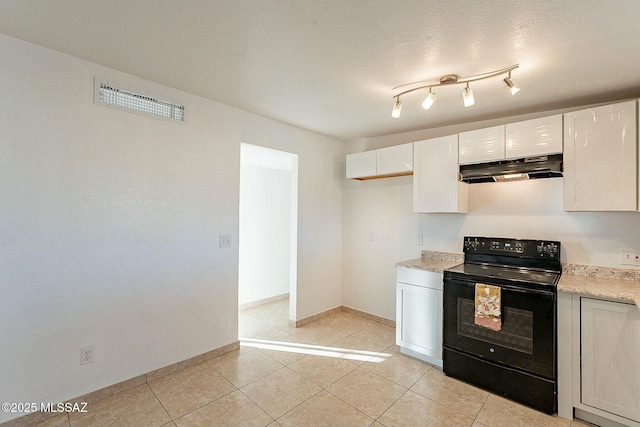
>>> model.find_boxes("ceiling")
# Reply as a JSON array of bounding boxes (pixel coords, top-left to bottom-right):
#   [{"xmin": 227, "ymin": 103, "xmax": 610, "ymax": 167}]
[{"xmin": 1, "ymin": 1, "xmax": 640, "ymax": 141}]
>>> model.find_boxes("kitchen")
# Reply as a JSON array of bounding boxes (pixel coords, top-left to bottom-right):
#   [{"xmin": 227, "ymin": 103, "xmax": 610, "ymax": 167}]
[
  {"xmin": 2, "ymin": 1, "xmax": 640, "ymax": 426},
  {"xmin": 346, "ymin": 103, "xmax": 640, "ymax": 425}
]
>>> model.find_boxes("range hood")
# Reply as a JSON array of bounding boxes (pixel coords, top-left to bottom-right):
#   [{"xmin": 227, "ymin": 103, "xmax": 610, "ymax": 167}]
[{"xmin": 459, "ymin": 154, "xmax": 563, "ymax": 183}]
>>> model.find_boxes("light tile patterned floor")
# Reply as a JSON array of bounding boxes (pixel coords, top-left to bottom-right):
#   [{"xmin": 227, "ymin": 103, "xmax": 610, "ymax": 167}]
[{"xmin": 31, "ymin": 299, "xmax": 596, "ymax": 427}]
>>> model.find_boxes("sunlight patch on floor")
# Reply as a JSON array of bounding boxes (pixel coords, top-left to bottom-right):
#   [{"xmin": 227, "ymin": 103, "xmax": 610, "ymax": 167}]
[{"xmin": 241, "ymin": 338, "xmax": 390, "ymax": 363}]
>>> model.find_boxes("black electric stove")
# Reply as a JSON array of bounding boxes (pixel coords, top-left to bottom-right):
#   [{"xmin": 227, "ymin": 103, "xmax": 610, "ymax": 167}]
[{"xmin": 442, "ymin": 236, "xmax": 562, "ymax": 414}]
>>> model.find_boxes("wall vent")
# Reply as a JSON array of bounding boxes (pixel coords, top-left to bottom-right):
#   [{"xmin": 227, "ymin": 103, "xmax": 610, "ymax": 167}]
[{"xmin": 94, "ymin": 78, "xmax": 185, "ymax": 122}]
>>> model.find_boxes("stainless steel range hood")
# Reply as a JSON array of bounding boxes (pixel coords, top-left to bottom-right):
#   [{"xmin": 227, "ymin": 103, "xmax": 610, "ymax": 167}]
[{"xmin": 459, "ymin": 154, "xmax": 563, "ymax": 183}]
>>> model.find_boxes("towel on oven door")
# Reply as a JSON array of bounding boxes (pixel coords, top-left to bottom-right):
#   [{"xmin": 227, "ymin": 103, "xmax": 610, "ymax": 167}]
[{"xmin": 474, "ymin": 283, "xmax": 502, "ymax": 331}]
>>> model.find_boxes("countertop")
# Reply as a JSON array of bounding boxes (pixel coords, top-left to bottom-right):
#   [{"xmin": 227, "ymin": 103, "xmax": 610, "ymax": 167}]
[
  {"xmin": 395, "ymin": 251, "xmax": 463, "ymax": 273},
  {"xmin": 559, "ymin": 264, "xmax": 640, "ymax": 307},
  {"xmin": 397, "ymin": 251, "xmax": 640, "ymax": 307}
]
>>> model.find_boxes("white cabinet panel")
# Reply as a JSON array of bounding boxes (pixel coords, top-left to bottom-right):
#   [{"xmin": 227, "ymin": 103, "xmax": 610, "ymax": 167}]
[
  {"xmin": 346, "ymin": 151, "xmax": 377, "ymax": 179},
  {"xmin": 376, "ymin": 143, "xmax": 413, "ymax": 176},
  {"xmin": 413, "ymin": 135, "xmax": 468, "ymax": 213},
  {"xmin": 563, "ymin": 100, "xmax": 637, "ymax": 211},
  {"xmin": 459, "ymin": 125, "xmax": 505, "ymax": 164},
  {"xmin": 581, "ymin": 298, "xmax": 640, "ymax": 423},
  {"xmin": 396, "ymin": 268, "xmax": 443, "ymax": 365},
  {"xmin": 506, "ymin": 115, "xmax": 563, "ymax": 159},
  {"xmin": 346, "ymin": 143, "xmax": 413, "ymax": 179}
]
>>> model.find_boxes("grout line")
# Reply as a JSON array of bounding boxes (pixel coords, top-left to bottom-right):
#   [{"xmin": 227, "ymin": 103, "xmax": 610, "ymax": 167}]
[
  {"xmin": 146, "ymin": 383, "xmax": 174, "ymax": 423},
  {"xmin": 321, "ymin": 387, "xmax": 378, "ymax": 425}
]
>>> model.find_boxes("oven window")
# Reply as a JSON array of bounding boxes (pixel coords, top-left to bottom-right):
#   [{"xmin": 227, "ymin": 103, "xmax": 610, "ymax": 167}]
[{"xmin": 457, "ymin": 298, "xmax": 533, "ymax": 354}]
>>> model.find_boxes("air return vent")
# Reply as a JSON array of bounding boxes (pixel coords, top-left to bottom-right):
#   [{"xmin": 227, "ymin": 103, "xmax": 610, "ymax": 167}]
[{"xmin": 94, "ymin": 78, "xmax": 185, "ymax": 122}]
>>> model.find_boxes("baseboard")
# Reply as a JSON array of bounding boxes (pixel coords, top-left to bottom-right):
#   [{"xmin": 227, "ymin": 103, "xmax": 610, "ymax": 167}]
[
  {"xmin": 290, "ymin": 306, "xmax": 342, "ymax": 327},
  {"xmin": 1, "ymin": 341, "xmax": 240, "ymax": 427},
  {"xmin": 340, "ymin": 306, "xmax": 396, "ymax": 327},
  {"xmin": 574, "ymin": 408, "xmax": 638, "ymax": 427},
  {"xmin": 291, "ymin": 305, "xmax": 396, "ymax": 328},
  {"xmin": 239, "ymin": 293, "xmax": 289, "ymax": 310}
]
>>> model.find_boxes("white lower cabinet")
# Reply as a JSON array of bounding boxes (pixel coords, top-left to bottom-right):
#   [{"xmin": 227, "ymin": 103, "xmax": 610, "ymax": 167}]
[
  {"xmin": 559, "ymin": 292, "xmax": 640, "ymax": 426},
  {"xmin": 580, "ymin": 298, "xmax": 640, "ymax": 424},
  {"xmin": 396, "ymin": 267, "xmax": 443, "ymax": 366}
]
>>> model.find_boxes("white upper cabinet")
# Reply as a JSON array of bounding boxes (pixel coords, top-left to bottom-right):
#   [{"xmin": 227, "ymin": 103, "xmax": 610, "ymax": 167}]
[
  {"xmin": 346, "ymin": 150, "xmax": 377, "ymax": 179},
  {"xmin": 346, "ymin": 143, "xmax": 412, "ymax": 179},
  {"xmin": 506, "ymin": 115, "xmax": 563, "ymax": 159},
  {"xmin": 376, "ymin": 143, "xmax": 413, "ymax": 176},
  {"xmin": 458, "ymin": 125, "xmax": 505, "ymax": 164},
  {"xmin": 414, "ymin": 135, "xmax": 468, "ymax": 213},
  {"xmin": 563, "ymin": 100, "xmax": 637, "ymax": 211}
]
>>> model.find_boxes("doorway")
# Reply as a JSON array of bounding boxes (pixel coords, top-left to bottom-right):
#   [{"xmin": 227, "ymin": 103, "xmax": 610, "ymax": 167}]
[{"xmin": 238, "ymin": 143, "xmax": 298, "ymax": 323}]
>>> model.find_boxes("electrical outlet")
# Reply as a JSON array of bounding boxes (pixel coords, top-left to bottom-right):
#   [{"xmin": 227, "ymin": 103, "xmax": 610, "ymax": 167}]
[
  {"xmin": 219, "ymin": 234, "xmax": 232, "ymax": 248},
  {"xmin": 81, "ymin": 345, "xmax": 95, "ymax": 365},
  {"xmin": 620, "ymin": 248, "xmax": 640, "ymax": 266},
  {"xmin": 417, "ymin": 234, "xmax": 424, "ymax": 246}
]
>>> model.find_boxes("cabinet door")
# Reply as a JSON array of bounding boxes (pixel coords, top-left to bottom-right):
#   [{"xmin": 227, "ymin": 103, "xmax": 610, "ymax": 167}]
[
  {"xmin": 413, "ymin": 135, "xmax": 468, "ymax": 213},
  {"xmin": 396, "ymin": 282, "xmax": 442, "ymax": 359},
  {"xmin": 459, "ymin": 125, "xmax": 506, "ymax": 164},
  {"xmin": 505, "ymin": 115, "xmax": 563, "ymax": 159},
  {"xmin": 581, "ymin": 298, "xmax": 640, "ymax": 422},
  {"xmin": 376, "ymin": 143, "xmax": 413, "ymax": 176},
  {"xmin": 346, "ymin": 151, "xmax": 377, "ymax": 179},
  {"xmin": 563, "ymin": 100, "xmax": 637, "ymax": 211}
]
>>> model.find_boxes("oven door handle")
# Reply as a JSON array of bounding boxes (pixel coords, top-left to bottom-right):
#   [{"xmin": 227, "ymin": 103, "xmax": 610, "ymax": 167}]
[{"xmin": 444, "ymin": 279, "xmax": 555, "ymax": 298}]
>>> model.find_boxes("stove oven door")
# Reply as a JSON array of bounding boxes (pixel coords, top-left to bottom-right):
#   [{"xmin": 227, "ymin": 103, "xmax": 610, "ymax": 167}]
[{"xmin": 442, "ymin": 274, "xmax": 556, "ymax": 380}]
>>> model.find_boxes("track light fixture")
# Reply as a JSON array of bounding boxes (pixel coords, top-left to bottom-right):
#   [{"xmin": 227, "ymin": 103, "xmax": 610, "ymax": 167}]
[
  {"xmin": 503, "ymin": 70, "xmax": 520, "ymax": 95},
  {"xmin": 421, "ymin": 88, "xmax": 437, "ymax": 110},
  {"xmin": 462, "ymin": 83, "xmax": 475, "ymax": 107},
  {"xmin": 391, "ymin": 96, "xmax": 402, "ymax": 119},
  {"xmin": 391, "ymin": 64, "xmax": 519, "ymax": 118}
]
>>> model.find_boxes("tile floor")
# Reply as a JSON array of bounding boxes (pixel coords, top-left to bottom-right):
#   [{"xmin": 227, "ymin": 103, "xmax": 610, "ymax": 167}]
[{"xmin": 30, "ymin": 299, "xmax": 595, "ymax": 427}]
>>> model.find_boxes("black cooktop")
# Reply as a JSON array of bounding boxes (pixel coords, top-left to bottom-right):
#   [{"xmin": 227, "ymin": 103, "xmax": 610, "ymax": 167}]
[{"xmin": 445, "ymin": 262, "xmax": 561, "ymax": 288}]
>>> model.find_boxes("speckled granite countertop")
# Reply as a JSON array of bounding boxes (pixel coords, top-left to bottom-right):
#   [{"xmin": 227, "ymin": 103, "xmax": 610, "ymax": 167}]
[
  {"xmin": 397, "ymin": 252, "xmax": 640, "ymax": 307},
  {"xmin": 559, "ymin": 264, "xmax": 640, "ymax": 307},
  {"xmin": 395, "ymin": 251, "xmax": 463, "ymax": 273}
]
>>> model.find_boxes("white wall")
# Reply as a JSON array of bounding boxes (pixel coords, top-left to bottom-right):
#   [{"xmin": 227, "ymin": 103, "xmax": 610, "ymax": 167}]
[
  {"xmin": 343, "ymin": 114, "xmax": 640, "ymax": 321},
  {"xmin": 238, "ymin": 162, "xmax": 292, "ymax": 306},
  {"xmin": 0, "ymin": 34, "xmax": 343, "ymax": 423}
]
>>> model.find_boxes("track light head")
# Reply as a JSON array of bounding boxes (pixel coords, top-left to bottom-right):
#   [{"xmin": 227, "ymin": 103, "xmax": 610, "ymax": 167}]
[
  {"xmin": 462, "ymin": 84, "xmax": 475, "ymax": 107},
  {"xmin": 421, "ymin": 89, "xmax": 437, "ymax": 110},
  {"xmin": 391, "ymin": 97, "xmax": 402, "ymax": 118},
  {"xmin": 503, "ymin": 73, "xmax": 520, "ymax": 95}
]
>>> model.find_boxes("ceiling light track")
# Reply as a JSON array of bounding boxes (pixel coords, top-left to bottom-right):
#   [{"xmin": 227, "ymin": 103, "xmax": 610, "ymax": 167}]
[{"xmin": 391, "ymin": 64, "xmax": 520, "ymax": 118}]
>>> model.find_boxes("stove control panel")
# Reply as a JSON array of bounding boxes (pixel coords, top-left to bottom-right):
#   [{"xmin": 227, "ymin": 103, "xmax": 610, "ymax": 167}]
[
  {"xmin": 463, "ymin": 236, "xmax": 561, "ymax": 260},
  {"xmin": 536, "ymin": 242, "xmax": 559, "ymax": 258}
]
